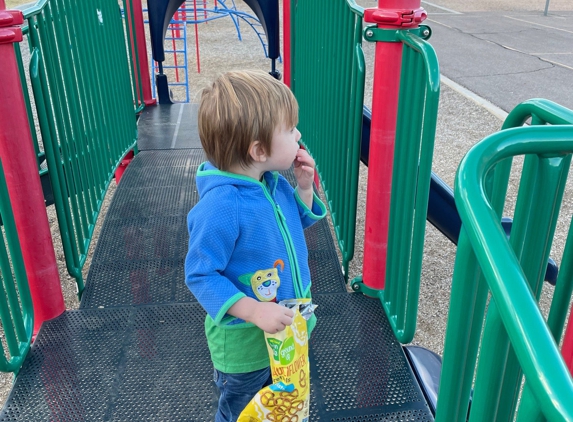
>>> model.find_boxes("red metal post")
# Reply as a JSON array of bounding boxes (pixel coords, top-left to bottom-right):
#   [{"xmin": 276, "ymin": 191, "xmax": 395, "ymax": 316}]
[
  {"xmin": 129, "ymin": 0, "xmax": 156, "ymax": 106},
  {"xmin": 0, "ymin": 2, "xmax": 65, "ymax": 334},
  {"xmin": 193, "ymin": 0, "xmax": 201, "ymax": 73},
  {"xmin": 362, "ymin": 0, "xmax": 425, "ymax": 290},
  {"xmin": 282, "ymin": 0, "xmax": 291, "ymax": 87}
]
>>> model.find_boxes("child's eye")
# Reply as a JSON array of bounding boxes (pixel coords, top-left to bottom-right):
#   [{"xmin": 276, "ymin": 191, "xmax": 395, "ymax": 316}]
[{"xmin": 290, "ymin": 127, "xmax": 296, "ymax": 133}]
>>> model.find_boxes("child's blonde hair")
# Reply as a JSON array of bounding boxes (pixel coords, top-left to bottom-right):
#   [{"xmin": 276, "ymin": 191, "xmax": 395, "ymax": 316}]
[{"xmin": 198, "ymin": 70, "xmax": 298, "ymax": 171}]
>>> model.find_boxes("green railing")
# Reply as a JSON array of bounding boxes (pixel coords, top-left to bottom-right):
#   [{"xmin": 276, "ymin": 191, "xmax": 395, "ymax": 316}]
[
  {"xmin": 436, "ymin": 122, "xmax": 573, "ymax": 421},
  {"xmin": 380, "ymin": 28, "xmax": 440, "ymax": 343},
  {"xmin": 469, "ymin": 99, "xmax": 573, "ymax": 422},
  {"xmin": 351, "ymin": 26, "xmax": 440, "ymax": 343},
  {"xmin": 0, "ymin": 160, "xmax": 34, "ymax": 374},
  {"xmin": 15, "ymin": 0, "xmax": 139, "ymax": 296},
  {"xmin": 291, "ymin": 0, "xmax": 366, "ymax": 279}
]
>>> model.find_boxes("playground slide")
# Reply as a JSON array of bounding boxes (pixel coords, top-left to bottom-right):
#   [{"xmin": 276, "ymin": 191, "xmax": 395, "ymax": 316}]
[{"xmin": 361, "ymin": 106, "xmax": 558, "ymax": 284}]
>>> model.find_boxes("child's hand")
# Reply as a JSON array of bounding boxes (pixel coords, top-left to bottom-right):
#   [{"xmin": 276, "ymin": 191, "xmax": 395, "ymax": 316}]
[
  {"xmin": 294, "ymin": 149, "xmax": 315, "ymax": 209},
  {"xmin": 228, "ymin": 297, "xmax": 294, "ymax": 333},
  {"xmin": 251, "ymin": 301, "xmax": 295, "ymax": 334},
  {"xmin": 293, "ymin": 148, "xmax": 315, "ymax": 191}
]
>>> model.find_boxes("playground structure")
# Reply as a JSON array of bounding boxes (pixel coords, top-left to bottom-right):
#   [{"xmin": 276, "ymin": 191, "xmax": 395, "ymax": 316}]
[
  {"xmin": 145, "ymin": 0, "xmax": 275, "ymax": 102},
  {"xmin": 146, "ymin": 0, "xmax": 280, "ymax": 103},
  {"xmin": 0, "ymin": 0, "xmax": 572, "ymax": 420}
]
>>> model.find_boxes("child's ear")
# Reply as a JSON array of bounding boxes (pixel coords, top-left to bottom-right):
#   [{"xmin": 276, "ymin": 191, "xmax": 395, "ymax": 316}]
[{"xmin": 249, "ymin": 140, "xmax": 268, "ymax": 162}]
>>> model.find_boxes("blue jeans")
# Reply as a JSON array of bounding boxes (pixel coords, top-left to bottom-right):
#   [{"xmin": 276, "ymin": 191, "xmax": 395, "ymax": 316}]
[{"xmin": 213, "ymin": 367, "xmax": 273, "ymax": 422}]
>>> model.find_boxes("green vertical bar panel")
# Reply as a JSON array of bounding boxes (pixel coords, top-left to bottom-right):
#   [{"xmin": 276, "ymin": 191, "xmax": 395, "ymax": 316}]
[
  {"xmin": 14, "ymin": 44, "xmax": 44, "ymax": 172},
  {"xmin": 470, "ymin": 154, "xmax": 570, "ymax": 422},
  {"xmin": 434, "ymin": 231, "xmax": 488, "ymax": 422},
  {"xmin": 489, "ymin": 98, "xmax": 573, "ymax": 211},
  {"xmin": 518, "ymin": 216, "xmax": 573, "ymax": 421},
  {"xmin": 22, "ymin": 0, "xmax": 138, "ymax": 296},
  {"xmin": 436, "ymin": 125, "xmax": 573, "ymax": 421},
  {"xmin": 0, "ymin": 160, "xmax": 34, "ymax": 374},
  {"xmin": 291, "ymin": 0, "xmax": 365, "ymax": 280},
  {"xmin": 380, "ymin": 30, "xmax": 440, "ymax": 343},
  {"xmin": 488, "ymin": 99, "xmax": 573, "ymax": 422}
]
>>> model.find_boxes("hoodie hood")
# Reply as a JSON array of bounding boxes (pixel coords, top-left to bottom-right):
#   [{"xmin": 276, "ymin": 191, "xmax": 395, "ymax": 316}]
[{"xmin": 196, "ymin": 162, "xmax": 279, "ymax": 198}]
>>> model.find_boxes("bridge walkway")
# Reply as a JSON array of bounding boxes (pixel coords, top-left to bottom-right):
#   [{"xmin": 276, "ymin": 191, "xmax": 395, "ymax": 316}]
[{"xmin": 0, "ymin": 103, "xmax": 433, "ymax": 421}]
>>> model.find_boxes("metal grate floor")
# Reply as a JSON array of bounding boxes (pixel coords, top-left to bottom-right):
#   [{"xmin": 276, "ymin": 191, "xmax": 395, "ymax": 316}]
[
  {"xmin": 0, "ymin": 304, "xmax": 217, "ymax": 421},
  {"xmin": 80, "ymin": 148, "xmax": 347, "ymax": 308},
  {"xmin": 1, "ymin": 104, "xmax": 433, "ymax": 421},
  {"xmin": 309, "ymin": 293, "xmax": 433, "ymax": 421},
  {"xmin": 0, "ymin": 296, "xmax": 432, "ymax": 421},
  {"xmin": 137, "ymin": 103, "xmax": 202, "ymax": 150}
]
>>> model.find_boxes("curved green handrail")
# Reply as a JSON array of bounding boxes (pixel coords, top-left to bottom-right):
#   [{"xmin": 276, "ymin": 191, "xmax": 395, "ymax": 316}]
[
  {"xmin": 503, "ymin": 98, "xmax": 573, "ymax": 129},
  {"xmin": 466, "ymin": 98, "xmax": 573, "ymax": 421},
  {"xmin": 446, "ymin": 125, "xmax": 573, "ymax": 421},
  {"xmin": 345, "ymin": 0, "xmax": 364, "ymax": 16}
]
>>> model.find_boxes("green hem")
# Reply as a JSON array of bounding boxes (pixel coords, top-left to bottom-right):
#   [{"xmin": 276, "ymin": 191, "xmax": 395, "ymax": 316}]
[
  {"xmin": 206, "ymin": 318, "xmax": 269, "ymax": 373},
  {"xmin": 213, "ymin": 358, "xmax": 270, "ymax": 374}
]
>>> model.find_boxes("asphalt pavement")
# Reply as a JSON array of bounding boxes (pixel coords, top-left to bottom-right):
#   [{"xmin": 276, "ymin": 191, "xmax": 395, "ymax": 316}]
[{"xmin": 423, "ymin": 3, "xmax": 573, "ymax": 113}]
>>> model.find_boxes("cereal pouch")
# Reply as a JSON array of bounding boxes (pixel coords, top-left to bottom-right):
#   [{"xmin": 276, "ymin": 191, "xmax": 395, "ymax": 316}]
[{"xmin": 238, "ymin": 299, "xmax": 316, "ymax": 422}]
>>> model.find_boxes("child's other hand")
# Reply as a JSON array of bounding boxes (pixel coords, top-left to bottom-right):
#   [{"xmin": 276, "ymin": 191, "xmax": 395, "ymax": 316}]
[
  {"xmin": 227, "ymin": 297, "xmax": 294, "ymax": 333},
  {"xmin": 251, "ymin": 301, "xmax": 294, "ymax": 334},
  {"xmin": 293, "ymin": 148, "xmax": 315, "ymax": 191}
]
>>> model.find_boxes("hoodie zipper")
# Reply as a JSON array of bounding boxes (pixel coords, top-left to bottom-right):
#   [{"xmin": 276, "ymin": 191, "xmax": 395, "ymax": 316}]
[{"xmin": 262, "ymin": 184, "xmax": 303, "ymax": 299}]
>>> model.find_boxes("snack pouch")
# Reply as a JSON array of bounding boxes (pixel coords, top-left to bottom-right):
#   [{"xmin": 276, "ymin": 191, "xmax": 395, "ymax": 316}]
[{"xmin": 238, "ymin": 299, "xmax": 316, "ymax": 422}]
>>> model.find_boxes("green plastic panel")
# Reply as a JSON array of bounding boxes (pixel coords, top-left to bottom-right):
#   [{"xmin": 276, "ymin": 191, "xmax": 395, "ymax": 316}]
[
  {"xmin": 17, "ymin": 0, "xmax": 139, "ymax": 296},
  {"xmin": 436, "ymin": 112, "xmax": 573, "ymax": 421},
  {"xmin": 380, "ymin": 31, "xmax": 440, "ymax": 344},
  {"xmin": 290, "ymin": 0, "xmax": 366, "ymax": 279},
  {"xmin": 469, "ymin": 99, "xmax": 573, "ymax": 422}
]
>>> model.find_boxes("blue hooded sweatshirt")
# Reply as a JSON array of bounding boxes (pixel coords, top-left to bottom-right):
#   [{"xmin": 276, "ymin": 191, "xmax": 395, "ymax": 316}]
[{"xmin": 185, "ymin": 162, "xmax": 327, "ymax": 373}]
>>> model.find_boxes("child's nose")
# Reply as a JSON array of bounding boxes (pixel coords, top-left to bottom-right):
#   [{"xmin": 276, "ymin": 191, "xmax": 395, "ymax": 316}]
[{"xmin": 295, "ymin": 128, "xmax": 301, "ymax": 141}]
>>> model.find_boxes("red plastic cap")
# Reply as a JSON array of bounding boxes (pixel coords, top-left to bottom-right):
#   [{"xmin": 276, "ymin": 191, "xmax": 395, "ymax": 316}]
[
  {"xmin": 364, "ymin": 7, "xmax": 427, "ymax": 28},
  {"xmin": 0, "ymin": 10, "xmax": 24, "ymax": 44},
  {"xmin": 0, "ymin": 27, "xmax": 22, "ymax": 43},
  {"xmin": 0, "ymin": 10, "xmax": 24, "ymax": 26}
]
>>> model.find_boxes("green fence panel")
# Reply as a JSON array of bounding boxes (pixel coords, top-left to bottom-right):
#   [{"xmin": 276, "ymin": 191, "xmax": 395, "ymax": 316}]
[
  {"xmin": 435, "ymin": 123, "xmax": 573, "ymax": 422},
  {"xmin": 0, "ymin": 160, "xmax": 34, "ymax": 374},
  {"xmin": 19, "ymin": 0, "xmax": 138, "ymax": 296},
  {"xmin": 465, "ymin": 100, "xmax": 573, "ymax": 422},
  {"xmin": 364, "ymin": 27, "xmax": 440, "ymax": 344},
  {"xmin": 336, "ymin": 24, "xmax": 440, "ymax": 344},
  {"xmin": 13, "ymin": 45, "xmax": 46, "ymax": 176},
  {"xmin": 291, "ymin": 0, "xmax": 366, "ymax": 280}
]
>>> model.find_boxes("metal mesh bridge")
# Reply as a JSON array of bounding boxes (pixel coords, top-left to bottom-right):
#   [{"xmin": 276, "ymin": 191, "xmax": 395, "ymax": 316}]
[{"xmin": 0, "ymin": 103, "xmax": 433, "ymax": 421}]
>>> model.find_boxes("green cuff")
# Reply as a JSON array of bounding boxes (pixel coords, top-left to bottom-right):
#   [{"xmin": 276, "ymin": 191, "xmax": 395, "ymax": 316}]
[
  {"xmin": 295, "ymin": 189, "xmax": 327, "ymax": 220},
  {"xmin": 214, "ymin": 292, "xmax": 246, "ymax": 325}
]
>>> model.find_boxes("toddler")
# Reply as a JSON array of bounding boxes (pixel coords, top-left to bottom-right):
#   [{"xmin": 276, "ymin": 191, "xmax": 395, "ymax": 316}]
[{"xmin": 185, "ymin": 70, "xmax": 326, "ymax": 422}]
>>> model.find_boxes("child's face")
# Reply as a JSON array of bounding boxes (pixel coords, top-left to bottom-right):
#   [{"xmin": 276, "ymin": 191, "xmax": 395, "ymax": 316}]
[{"xmin": 266, "ymin": 123, "xmax": 302, "ymax": 171}]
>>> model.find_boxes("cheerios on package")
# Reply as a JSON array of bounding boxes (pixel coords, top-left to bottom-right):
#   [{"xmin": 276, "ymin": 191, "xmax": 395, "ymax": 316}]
[{"xmin": 238, "ymin": 299, "xmax": 316, "ymax": 422}]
